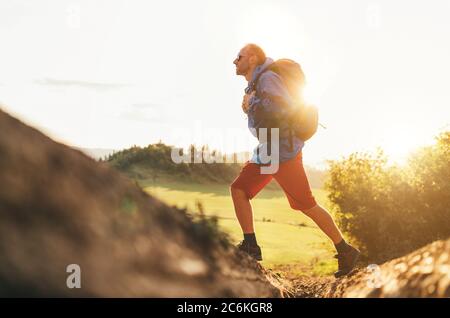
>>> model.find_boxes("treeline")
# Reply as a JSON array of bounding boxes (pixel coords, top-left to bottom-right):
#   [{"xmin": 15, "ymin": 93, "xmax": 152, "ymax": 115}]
[
  {"xmin": 325, "ymin": 131, "xmax": 450, "ymax": 263},
  {"xmin": 104, "ymin": 142, "xmax": 326, "ymax": 187},
  {"xmin": 103, "ymin": 142, "xmax": 244, "ymax": 183}
]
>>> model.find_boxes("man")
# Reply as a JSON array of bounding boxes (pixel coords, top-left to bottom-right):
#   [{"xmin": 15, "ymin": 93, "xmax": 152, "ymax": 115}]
[{"xmin": 231, "ymin": 43, "xmax": 360, "ymax": 278}]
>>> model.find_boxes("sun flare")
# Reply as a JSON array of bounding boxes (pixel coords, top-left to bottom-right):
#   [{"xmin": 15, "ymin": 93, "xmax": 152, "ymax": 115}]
[{"xmin": 375, "ymin": 125, "xmax": 435, "ymax": 164}]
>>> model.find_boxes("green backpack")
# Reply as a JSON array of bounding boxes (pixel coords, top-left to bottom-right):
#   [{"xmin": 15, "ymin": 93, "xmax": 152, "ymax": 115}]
[{"xmin": 254, "ymin": 59, "xmax": 319, "ymax": 142}]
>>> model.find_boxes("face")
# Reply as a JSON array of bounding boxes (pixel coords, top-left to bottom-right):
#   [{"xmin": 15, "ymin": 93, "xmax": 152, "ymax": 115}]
[{"xmin": 233, "ymin": 48, "xmax": 251, "ymax": 76}]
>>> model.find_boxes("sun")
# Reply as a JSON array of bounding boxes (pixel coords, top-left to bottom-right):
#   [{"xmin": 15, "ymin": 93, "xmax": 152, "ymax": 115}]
[
  {"xmin": 234, "ymin": 2, "xmax": 333, "ymax": 108},
  {"xmin": 376, "ymin": 125, "xmax": 434, "ymax": 165},
  {"xmin": 301, "ymin": 82, "xmax": 324, "ymax": 106}
]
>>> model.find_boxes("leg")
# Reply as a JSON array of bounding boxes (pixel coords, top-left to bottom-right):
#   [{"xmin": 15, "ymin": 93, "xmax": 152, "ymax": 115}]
[
  {"xmin": 230, "ymin": 162, "xmax": 272, "ymax": 234},
  {"xmin": 301, "ymin": 204, "xmax": 343, "ymax": 244},
  {"xmin": 230, "ymin": 163, "xmax": 272, "ymax": 261},
  {"xmin": 273, "ymin": 153, "xmax": 359, "ymax": 277},
  {"xmin": 304, "ymin": 204, "xmax": 361, "ymax": 278},
  {"xmin": 230, "ymin": 187, "xmax": 263, "ymax": 261},
  {"xmin": 273, "ymin": 152, "xmax": 343, "ymax": 244},
  {"xmin": 230, "ymin": 187, "xmax": 255, "ymax": 233}
]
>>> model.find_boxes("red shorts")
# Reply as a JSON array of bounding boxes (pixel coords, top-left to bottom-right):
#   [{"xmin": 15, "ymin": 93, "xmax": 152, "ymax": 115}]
[{"xmin": 230, "ymin": 152, "xmax": 317, "ymax": 211}]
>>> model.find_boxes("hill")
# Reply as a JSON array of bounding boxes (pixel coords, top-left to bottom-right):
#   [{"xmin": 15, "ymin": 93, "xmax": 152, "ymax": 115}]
[{"xmin": 0, "ymin": 107, "xmax": 279, "ymax": 297}]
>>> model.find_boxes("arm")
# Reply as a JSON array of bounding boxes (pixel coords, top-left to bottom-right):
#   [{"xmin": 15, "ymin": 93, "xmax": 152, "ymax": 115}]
[{"xmin": 241, "ymin": 91, "xmax": 255, "ymax": 114}]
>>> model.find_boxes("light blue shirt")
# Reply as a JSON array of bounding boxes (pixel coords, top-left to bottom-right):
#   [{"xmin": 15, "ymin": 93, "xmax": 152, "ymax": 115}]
[{"xmin": 246, "ymin": 58, "xmax": 304, "ymax": 165}]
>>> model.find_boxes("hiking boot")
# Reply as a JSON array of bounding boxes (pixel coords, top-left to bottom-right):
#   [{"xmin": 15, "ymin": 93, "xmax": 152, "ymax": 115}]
[
  {"xmin": 237, "ymin": 241, "xmax": 262, "ymax": 261},
  {"xmin": 334, "ymin": 245, "xmax": 361, "ymax": 278}
]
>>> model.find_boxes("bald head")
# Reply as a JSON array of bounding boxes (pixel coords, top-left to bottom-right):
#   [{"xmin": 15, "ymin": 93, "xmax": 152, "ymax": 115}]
[
  {"xmin": 243, "ymin": 43, "xmax": 266, "ymax": 66},
  {"xmin": 233, "ymin": 43, "xmax": 267, "ymax": 81}
]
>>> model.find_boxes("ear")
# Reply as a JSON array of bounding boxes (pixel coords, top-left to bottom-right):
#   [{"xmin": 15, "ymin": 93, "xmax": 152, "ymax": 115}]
[{"xmin": 249, "ymin": 54, "xmax": 257, "ymax": 66}]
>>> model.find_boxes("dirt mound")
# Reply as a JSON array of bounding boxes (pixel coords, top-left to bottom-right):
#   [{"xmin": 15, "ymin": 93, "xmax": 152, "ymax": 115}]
[
  {"xmin": 291, "ymin": 238, "xmax": 450, "ymax": 298},
  {"xmin": 0, "ymin": 108, "xmax": 280, "ymax": 297}
]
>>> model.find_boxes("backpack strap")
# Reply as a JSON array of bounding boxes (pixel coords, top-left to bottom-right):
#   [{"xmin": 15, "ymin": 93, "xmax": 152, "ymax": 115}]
[
  {"xmin": 249, "ymin": 64, "xmax": 275, "ymax": 93},
  {"xmin": 250, "ymin": 64, "xmax": 296, "ymax": 151}
]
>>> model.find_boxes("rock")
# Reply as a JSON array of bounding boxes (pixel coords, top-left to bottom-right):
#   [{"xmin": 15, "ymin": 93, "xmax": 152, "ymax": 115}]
[{"xmin": 0, "ymin": 107, "xmax": 280, "ymax": 297}]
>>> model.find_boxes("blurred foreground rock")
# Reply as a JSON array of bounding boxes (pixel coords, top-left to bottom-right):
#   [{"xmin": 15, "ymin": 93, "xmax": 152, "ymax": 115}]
[{"xmin": 0, "ymin": 108, "xmax": 280, "ymax": 297}]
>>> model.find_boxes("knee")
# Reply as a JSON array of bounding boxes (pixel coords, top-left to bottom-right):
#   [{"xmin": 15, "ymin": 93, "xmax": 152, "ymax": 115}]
[{"xmin": 230, "ymin": 184, "xmax": 247, "ymax": 199}]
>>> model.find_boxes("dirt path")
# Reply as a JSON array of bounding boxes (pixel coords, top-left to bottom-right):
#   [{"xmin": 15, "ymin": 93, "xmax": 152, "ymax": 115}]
[{"xmin": 267, "ymin": 237, "xmax": 450, "ymax": 298}]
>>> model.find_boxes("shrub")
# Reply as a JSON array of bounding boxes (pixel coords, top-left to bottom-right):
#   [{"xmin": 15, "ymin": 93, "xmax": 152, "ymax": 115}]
[{"xmin": 325, "ymin": 131, "xmax": 450, "ymax": 263}]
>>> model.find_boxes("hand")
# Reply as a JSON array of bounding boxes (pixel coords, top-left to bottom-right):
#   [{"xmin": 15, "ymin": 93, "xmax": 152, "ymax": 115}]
[{"xmin": 241, "ymin": 91, "xmax": 255, "ymax": 114}]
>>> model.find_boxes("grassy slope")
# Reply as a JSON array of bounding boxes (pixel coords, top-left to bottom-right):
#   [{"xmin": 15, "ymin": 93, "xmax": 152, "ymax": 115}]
[{"xmin": 141, "ymin": 178, "xmax": 337, "ymax": 276}]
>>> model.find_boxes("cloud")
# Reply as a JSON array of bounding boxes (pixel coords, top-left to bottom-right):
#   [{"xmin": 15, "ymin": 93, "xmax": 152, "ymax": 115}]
[{"xmin": 33, "ymin": 78, "xmax": 130, "ymax": 91}]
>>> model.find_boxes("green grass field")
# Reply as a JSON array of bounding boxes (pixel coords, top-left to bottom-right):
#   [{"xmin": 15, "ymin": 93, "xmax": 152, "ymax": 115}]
[{"xmin": 141, "ymin": 179, "xmax": 337, "ymax": 276}]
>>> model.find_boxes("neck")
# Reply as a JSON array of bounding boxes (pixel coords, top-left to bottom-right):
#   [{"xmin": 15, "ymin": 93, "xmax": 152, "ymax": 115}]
[{"xmin": 245, "ymin": 65, "xmax": 257, "ymax": 82}]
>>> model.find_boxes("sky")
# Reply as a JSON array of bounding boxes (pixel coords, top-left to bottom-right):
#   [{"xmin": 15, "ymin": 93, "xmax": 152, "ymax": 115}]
[{"xmin": 1, "ymin": 0, "xmax": 449, "ymax": 167}]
